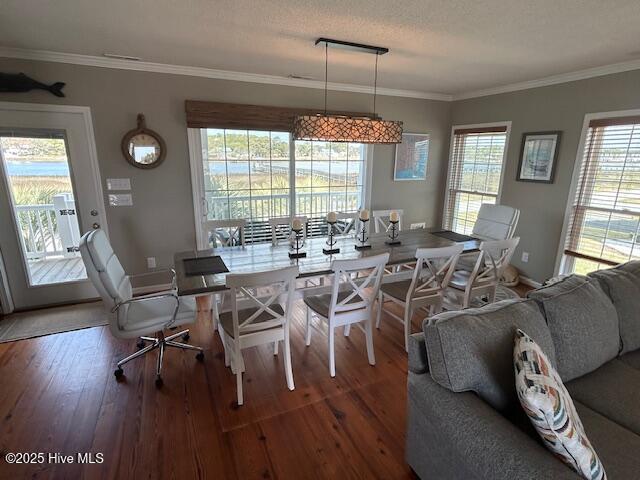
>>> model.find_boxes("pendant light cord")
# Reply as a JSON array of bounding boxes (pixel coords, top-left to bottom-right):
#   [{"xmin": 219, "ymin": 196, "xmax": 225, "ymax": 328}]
[
  {"xmin": 324, "ymin": 42, "xmax": 328, "ymax": 115},
  {"xmin": 373, "ymin": 52, "xmax": 379, "ymax": 117}
]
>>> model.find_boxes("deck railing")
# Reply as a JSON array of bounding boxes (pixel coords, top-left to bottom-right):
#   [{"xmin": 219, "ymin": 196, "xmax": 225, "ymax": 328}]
[
  {"xmin": 14, "ymin": 194, "xmax": 80, "ymax": 260},
  {"xmin": 206, "ymin": 190, "xmax": 361, "ymax": 221}
]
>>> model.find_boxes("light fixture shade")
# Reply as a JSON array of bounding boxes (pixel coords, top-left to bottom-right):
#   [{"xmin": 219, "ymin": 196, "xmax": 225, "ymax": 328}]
[{"xmin": 293, "ymin": 115, "xmax": 403, "ymax": 144}]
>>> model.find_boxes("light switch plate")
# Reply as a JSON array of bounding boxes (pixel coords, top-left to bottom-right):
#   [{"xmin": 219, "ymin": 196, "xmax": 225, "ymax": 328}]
[
  {"xmin": 108, "ymin": 193, "xmax": 133, "ymax": 207},
  {"xmin": 106, "ymin": 178, "xmax": 131, "ymax": 191}
]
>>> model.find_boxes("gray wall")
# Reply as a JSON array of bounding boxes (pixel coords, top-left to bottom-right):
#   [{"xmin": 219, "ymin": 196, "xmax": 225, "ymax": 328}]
[
  {"xmin": 451, "ymin": 69, "xmax": 640, "ymax": 283},
  {"xmin": 0, "ymin": 58, "xmax": 450, "ymax": 275}
]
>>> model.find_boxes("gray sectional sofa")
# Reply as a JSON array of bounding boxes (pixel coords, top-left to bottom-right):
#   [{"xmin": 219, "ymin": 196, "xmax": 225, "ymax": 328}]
[{"xmin": 406, "ymin": 261, "xmax": 640, "ymax": 479}]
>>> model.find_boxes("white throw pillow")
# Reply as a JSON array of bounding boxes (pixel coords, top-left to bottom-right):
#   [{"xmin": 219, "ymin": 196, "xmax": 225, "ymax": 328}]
[{"xmin": 513, "ymin": 329, "xmax": 606, "ymax": 480}]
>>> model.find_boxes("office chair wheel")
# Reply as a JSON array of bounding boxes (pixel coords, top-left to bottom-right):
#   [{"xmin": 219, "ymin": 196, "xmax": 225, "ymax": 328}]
[
  {"xmin": 182, "ymin": 332, "xmax": 190, "ymax": 342},
  {"xmin": 114, "ymin": 367, "xmax": 124, "ymax": 379},
  {"xmin": 196, "ymin": 351, "xmax": 204, "ymax": 361},
  {"xmin": 155, "ymin": 376, "xmax": 163, "ymax": 388},
  {"xmin": 136, "ymin": 339, "xmax": 145, "ymax": 349}
]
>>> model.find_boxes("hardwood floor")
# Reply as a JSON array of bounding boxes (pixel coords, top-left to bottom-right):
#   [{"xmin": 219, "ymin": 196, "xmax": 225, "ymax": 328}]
[{"xmin": 0, "ymin": 299, "xmax": 420, "ymax": 480}]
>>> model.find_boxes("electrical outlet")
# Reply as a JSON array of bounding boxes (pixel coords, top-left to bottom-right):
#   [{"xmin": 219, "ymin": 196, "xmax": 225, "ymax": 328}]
[
  {"xmin": 147, "ymin": 257, "xmax": 156, "ymax": 269},
  {"xmin": 521, "ymin": 252, "xmax": 529, "ymax": 263}
]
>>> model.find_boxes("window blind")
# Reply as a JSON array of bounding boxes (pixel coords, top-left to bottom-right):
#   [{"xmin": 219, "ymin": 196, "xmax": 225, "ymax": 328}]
[
  {"xmin": 443, "ymin": 126, "xmax": 508, "ymax": 234},
  {"xmin": 563, "ymin": 116, "xmax": 640, "ymax": 273}
]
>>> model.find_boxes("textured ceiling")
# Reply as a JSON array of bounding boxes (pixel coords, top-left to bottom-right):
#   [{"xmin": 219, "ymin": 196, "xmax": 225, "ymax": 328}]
[{"xmin": 1, "ymin": 0, "xmax": 640, "ymax": 95}]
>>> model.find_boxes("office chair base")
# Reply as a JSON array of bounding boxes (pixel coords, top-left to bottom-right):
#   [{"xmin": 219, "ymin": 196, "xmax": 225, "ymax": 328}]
[{"xmin": 114, "ymin": 329, "xmax": 204, "ymax": 385}]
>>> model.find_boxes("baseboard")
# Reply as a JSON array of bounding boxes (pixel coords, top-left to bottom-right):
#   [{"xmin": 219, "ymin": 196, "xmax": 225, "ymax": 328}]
[{"xmin": 520, "ymin": 276, "xmax": 542, "ymax": 288}]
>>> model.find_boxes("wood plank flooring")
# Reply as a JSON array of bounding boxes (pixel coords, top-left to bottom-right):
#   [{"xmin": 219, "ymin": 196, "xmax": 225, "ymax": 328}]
[{"xmin": 0, "ymin": 299, "xmax": 422, "ymax": 480}]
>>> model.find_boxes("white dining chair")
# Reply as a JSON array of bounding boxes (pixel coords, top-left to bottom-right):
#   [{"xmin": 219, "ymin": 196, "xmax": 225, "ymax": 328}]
[
  {"xmin": 203, "ymin": 219, "xmax": 246, "ymax": 248},
  {"xmin": 303, "ymin": 252, "xmax": 389, "ymax": 377},
  {"xmin": 445, "ymin": 237, "xmax": 520, "ymax": 309},
  {"xmin": 79, "ymin": 229, "xmax": 203, "ymax": 387},
  {"xmin": 376, "ymin": 245, "xmax": 464, "ymax": 351},
  {"xmin": 373, "ymin": 209, "xmax": 404, "ymax": 233},
  {"xmin": 268, "ymin": 216, "xmax": 308, "ymax": 246},
  {"xmin": 334, "ymin": 212, "xmax": 359, "ymax": 236},
  {"xmin": 218, "ymin": 265, "xmax": 299, "ymax": 406}
]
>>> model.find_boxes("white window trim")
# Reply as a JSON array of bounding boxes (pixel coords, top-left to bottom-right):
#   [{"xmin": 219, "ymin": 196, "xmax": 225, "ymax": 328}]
[
  {"xmin": 554, "ymin": 108, "xmax": 640, "ymax": 276},
  {"xmin": 187, "ymin": 128, "xmax": 373, "ymax": 249},
  {"xmin": 442, "ymin": 121, "xmax": 512, "ymax": 229}
]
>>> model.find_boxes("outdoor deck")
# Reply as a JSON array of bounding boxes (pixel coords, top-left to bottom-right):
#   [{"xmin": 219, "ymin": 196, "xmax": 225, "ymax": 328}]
[{"xmin": 29, "ymin": 256, "xmax": 86, "ymax": 285}]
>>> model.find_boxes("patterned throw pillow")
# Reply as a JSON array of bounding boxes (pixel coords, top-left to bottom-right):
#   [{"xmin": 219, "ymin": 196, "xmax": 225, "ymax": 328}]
[{"xmin": 513, "ymin": 329, "xmax": 607, "ymax": 480}]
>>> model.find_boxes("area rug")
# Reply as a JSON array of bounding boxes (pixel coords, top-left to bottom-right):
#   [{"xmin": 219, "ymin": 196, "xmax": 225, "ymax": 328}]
[{"xmin": 0, "ymin": 301, "xmax": 108, "ymax": 343}]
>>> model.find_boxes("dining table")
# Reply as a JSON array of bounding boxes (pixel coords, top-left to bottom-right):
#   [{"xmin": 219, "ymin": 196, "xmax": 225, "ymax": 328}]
[{"xmin": 174, "ymin": 228, "xmax": 480, "ymax": 297}]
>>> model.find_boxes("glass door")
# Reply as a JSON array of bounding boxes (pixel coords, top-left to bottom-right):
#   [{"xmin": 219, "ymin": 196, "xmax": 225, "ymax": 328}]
[
  {"xmin": 0, "ymin": 132, "xmax": 85, "ymax": 286},
  {"xmin": 0, "ymin": 104, "xmax": 107, "ymax": 310}
]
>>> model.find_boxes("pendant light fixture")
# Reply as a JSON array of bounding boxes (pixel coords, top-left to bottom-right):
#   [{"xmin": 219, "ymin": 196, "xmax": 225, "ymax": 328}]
[{"xmin": 293, "ymin": 38, "xmax": 403, "ymax": 144}]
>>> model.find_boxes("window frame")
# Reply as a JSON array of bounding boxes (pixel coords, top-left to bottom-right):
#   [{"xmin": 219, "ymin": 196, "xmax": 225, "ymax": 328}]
[
  {"xmin": 187, "ymin": 128, "xmax": 372, "ymax": 248},
  {"xmin": 442, "ymin": 121, "xmax": 512, "ymax": 233},
  {"xmin": 555, "ymin": 109, "xmax": 640, "ymax": 276}
]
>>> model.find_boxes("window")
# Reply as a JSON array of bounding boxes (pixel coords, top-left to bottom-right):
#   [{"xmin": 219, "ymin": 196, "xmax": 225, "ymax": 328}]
[
  {"xmin": 561, "ymin": 115, "xmax": 640, "ymax": 274},
  {"xmin": 294, "ymin": 140, "xmax": 365, "ymax": 234},
  {"xmin": 443, "ymin": 125, "xmax": 509, "ymax": 234},
  {"xmin": 198, "ymin": 128, "xmax": 366, "ymax": 243}
]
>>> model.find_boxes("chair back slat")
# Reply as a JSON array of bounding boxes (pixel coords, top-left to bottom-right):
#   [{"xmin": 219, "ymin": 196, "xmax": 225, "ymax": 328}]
[
  {"xmin": 409, "ymin": 245, "xmax": 464, "ymax": 301},
  {"xmin": 204, "ymin": 219, "xmax": 246, "ymax": 248},
  {"xmin": 333, "ymin": 212, "xmax": 358, "ymax": 236},
  {"xmin": 330, "ymin": 253, "xmax": 389, "ymax": 315},
  {"xmin": 471, "ymin": 237, "xmax": 520, "ymax": 286},
  {"xmin": 268, "ymin": 216, "xmax": 308, "ymax": 246},
  {"xmin": 226, "ymin": 266, "xmax": 299, "ymax": 338},
  {"xmin": 372, "ymin": 209, "xmax": 404, "ymax": 233}
]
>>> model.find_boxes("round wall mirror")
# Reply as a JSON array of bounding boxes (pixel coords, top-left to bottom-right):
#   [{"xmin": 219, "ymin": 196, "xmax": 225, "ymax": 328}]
[{"xmin": 121, "ymin": 114, "xmax": 166, "ymax": 169}]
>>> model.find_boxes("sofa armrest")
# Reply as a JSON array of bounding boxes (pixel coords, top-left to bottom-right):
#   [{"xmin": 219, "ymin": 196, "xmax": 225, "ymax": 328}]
[
  {"xmin": 406, "ymin": 372, "xmax": 579, "ymax": 480},
  {"xmin": 408, "ymin": 332, "xmax": 428, "ymax": 374}
]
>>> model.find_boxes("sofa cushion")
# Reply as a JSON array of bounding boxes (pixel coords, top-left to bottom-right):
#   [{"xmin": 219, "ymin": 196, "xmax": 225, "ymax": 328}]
[
  {"xmin": 565, "ymin": 359, "xmax": 640, "ymax": 436},
  {"xmin": 514, "ymin": 330, "xmax": 606, "ymax": 480},
  {"xmin": 575, "ymin": 401, "xmax": 640, "ymax": 480},
  {"xmin": 531, "ymin": 278, "xmax": 620, "ymax": 382},
  {"xmin": 589, "ymin": 261, "xmax": 640, "ymax": 354},
  {"xmin": 619, "ymin": 350, "xmax": 640, "ymax": 370},
  {"xmin": 424, "ymin": 299, "xmax": 556, "ymax": 411},
  {"xmin": 527, "ymin": 274, "xmax": 589, "ymax": 302}
]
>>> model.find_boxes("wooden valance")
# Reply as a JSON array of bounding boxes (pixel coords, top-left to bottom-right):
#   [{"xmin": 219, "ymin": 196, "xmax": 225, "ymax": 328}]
[
  {"xmin": 185, "ymin": 100, "xmax": 374, "ymax": 132},
  {"xmin": 453, "ymin": 125, "xmax": 508, "ymax": 135},
  {"xmin": 588, "ymin": 115, "xmax": 640, "ymax": 128}
]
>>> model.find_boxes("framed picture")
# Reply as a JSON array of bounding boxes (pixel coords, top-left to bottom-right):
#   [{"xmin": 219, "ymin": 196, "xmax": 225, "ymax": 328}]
[
  {"xmin": 394, "ymin": 133, "xmax": 429, "ymax": 181},
  {"xmin": 517, "ymin": 131, "xmax": 561, "ymax": 183}
]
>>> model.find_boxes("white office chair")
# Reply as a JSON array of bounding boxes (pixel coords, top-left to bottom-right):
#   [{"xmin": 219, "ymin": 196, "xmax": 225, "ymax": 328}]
[
  {"xmin": 376, "ymin": 245, "xmax": 463, "ymax": 351},
  {"xmin": 472, "ymin": 204, "xmax": 520, "ymax": 241},
  {"xmin": 303, "ymin": 253, "xmax": 389, "ymax": 377},
  {"xmin": 373, "ymin": 209, "xmax": 404, "ymax": 233},
  {"xmin": 445, "ymin": 237, "xmax": 520, "ymax": 309},
  {"xmin": 268, "ymin": 216, "xmax": 308, "ymax": 246},
  {"xmin": 218, "ymin": 265, "xmax": 298, "ymax": 406},
  {"xmin": 203, "ymin": 219, "xmax": 246, "ymax": 248},
  {"xmin": 457, "ymin": 204, "xmax": 520, "ymax": 272},
  {"xmin": 79, "ymin": 229, "xmax": 203, "ymax": 387}
]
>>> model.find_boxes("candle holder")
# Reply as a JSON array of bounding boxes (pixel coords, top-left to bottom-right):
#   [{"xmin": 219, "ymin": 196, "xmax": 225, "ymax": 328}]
[
  {"xmin": 323, "ymin": 220, "xmax": 340, "ymax": 255},
  {"xmin": 385, "ymin": 219, "xmax": 401, "ymax": 245},
  {"xmin": 355, "ymin": 218, "xmax": 372, "ymax": 250},
  {"xmin": 289, "ymin": 228, "xmax": 306, "ymax": 259}
]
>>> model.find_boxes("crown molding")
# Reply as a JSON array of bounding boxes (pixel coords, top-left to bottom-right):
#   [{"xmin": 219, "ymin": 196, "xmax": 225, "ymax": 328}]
[
  {"xmin": 3, "ymin": 46, "xmax": 640, "ymax": 103},
  {"xmin": 452, "ymin": 58, "xmax": 640, "ymax": 100},
  {"xmin": 0, "ymin": 46, "xmax": 452, "ymax": 101}
]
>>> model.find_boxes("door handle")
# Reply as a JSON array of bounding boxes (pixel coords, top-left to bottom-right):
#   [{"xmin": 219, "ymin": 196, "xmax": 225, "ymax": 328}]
[{"xmin": 92, "ymin": 222, "xmax": 100, "ymax": 229}]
